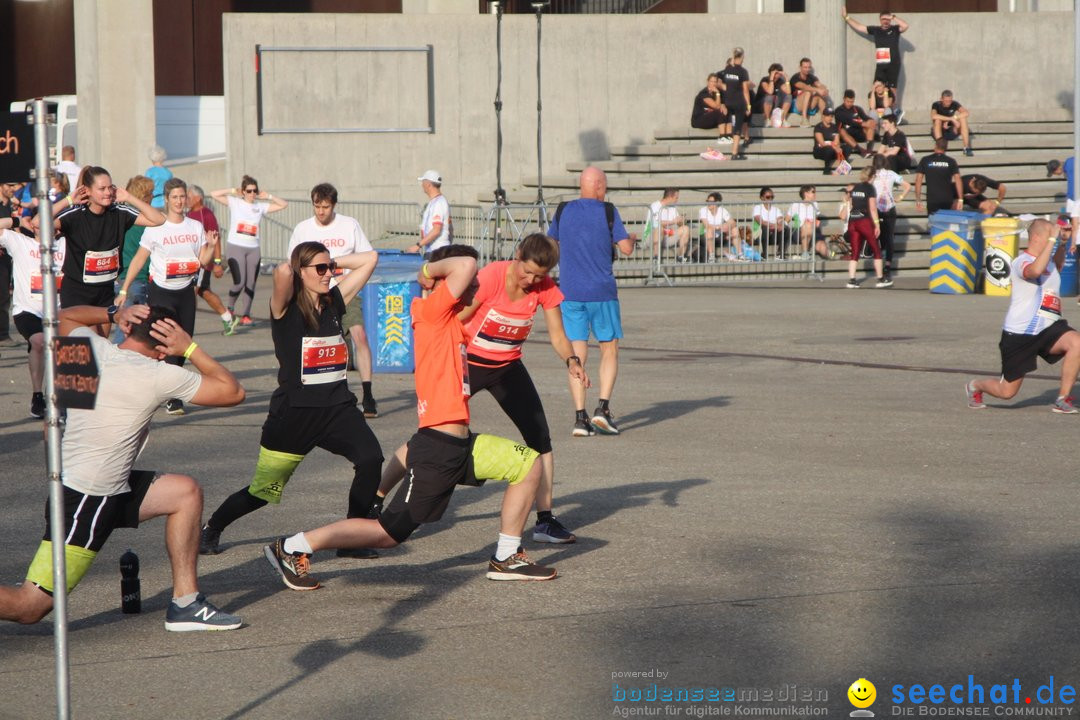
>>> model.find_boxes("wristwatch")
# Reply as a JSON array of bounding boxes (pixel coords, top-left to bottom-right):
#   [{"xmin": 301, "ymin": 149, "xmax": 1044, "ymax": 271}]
[{"xmin": 106, "ymin": 304, "xmax": 119, "ymax": 323}]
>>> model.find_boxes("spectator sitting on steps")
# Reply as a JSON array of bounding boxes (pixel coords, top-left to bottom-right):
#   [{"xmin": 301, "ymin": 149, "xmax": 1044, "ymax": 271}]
[
  {"xmin": 931, "ymin": 90, "xmax": 973, "ymax": 157},
  {"xmin": 649, "ymin": 188, "xmax": 691, "ymax": 263}
]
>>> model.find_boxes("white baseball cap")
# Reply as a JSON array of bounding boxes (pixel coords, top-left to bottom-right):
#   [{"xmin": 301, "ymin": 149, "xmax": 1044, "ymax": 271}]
[{"xmin": 418, "ymin": 170, "xmax": 442, "ymax": 184}]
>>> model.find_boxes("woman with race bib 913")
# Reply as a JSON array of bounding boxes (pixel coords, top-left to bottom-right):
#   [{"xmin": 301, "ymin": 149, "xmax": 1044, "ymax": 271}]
[
  {"xmin": 200, "ymin": 241, "xmax": 382, "ymax": 555},
  {"xmin": 210, "ymin": 175, "xmax": 287, "ymax": 328}
]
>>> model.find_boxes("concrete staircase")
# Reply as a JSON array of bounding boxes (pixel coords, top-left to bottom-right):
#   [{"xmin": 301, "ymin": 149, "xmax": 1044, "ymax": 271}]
[{"xmin": 498, "ymin": 110, "xmax": 1075, "ymax": 282}]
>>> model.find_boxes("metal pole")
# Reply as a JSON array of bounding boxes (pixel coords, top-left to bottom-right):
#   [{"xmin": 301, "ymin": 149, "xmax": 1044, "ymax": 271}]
[
  {"xmin": 31, "ymin": 98, "xmax": 70, "ymax": 720},
  {"xmin": 1074, "ymin": 0, "xmax": 1079, "ymax": 212},
  {"xmin": 534, "ymin": 2, "xmax": 547, "ymax": 226},
  {"xmin": 492, "ymin": 2, "xmax": 506, "ymax": 262}
]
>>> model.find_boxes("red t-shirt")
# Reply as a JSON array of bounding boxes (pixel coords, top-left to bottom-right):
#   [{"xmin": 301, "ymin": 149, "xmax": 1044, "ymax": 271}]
[
  {"xmin": 464, "ymin": 261, "xmax": 564, "ymax": 365},
  {"xmin": 187, "ymin": 206, "xmax": 219, "ymax": 235},
  {"xmin": 411, "ymin": 283, "xmax": 470, "ymax": 428}
]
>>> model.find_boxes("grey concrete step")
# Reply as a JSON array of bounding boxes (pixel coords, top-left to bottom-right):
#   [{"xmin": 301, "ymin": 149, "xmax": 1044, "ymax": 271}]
[
  {"xmin": 610, "ymin": 134, "xmax": 1077, "ymax": 158},
  {"xmin": 564, "ymin": 150, "xmax": 1065, "ymax": 175},
  {"xmin": 653, "ymin": 121, "xmax": 1075, "ymax": 142}
]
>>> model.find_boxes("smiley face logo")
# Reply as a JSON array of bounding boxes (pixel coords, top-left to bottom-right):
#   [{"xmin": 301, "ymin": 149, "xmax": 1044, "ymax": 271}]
[{"xmin": 848, "ymin": 678, "xmax": 877, "ymax": 709}]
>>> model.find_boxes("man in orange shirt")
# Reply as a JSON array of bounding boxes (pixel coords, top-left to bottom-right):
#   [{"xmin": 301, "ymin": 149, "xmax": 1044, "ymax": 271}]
[{"xmin": 264, "ymin": 245, "xmax": 557, "ymax": 590}]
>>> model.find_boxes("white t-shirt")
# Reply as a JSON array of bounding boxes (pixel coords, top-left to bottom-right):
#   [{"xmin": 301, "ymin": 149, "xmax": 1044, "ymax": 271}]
[
  {"xmin": 288, "ymin": 213, "xmax": 373, "ymax": 264},
  {"xmin": 754, "ymin": 204, "xmax": 782, "ymax": 225},
  {"xmin": 786, "ymin": 201, "xmax": 819, "ymax": 227},
  {"xmin": 0, "ymin": 230, "xmax": 65, "ymax": 318},
  {"xmin": 54, "ymin": 160, "xmax": 81, "ymax": 193},
  {"xmin": 872, "ymin": 169, "xmax": 904, "ymax": 212},
  {"xmin": 420, "ymin": 194, "xmax": 452, "ymax": 252},
  {"xmin": 699, "ymin": 206, "xmax": 732, "ymax": 228},
  {"xmin": 1003, "ymin": 251, "xmax": 1062, "ymax": 335},
  {"xmin": 140, "ymin": 217, "xmax": 207, "ymax": 290},
  {"xmin": 61, "ymin": 327, "xmax": 203, "ymax": 496},
  {"xmin": 226, "ymin": 196, "xmax": 270, "ymax": 248},
  {"xmin": 649, "ymin": 201, "xmax": 680, "ymax": 234}
]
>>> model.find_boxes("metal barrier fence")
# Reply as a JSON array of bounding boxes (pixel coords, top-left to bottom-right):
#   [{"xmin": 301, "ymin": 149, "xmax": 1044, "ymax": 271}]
[{"xmin": 207, "ymin": 197, "xmax": 831, "ymax": 283}]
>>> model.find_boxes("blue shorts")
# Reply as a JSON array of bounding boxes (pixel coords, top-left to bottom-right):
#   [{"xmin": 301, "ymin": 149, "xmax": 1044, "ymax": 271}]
[{"xmin": 561, "ymin": 300, "xmax": 623, "ymax": 343}]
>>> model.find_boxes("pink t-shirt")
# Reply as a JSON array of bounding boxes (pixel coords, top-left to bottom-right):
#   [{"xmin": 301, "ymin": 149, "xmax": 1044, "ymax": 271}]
[{"xmin": 464, "ymin": 260, "xmax": 564, "ymax": 365}]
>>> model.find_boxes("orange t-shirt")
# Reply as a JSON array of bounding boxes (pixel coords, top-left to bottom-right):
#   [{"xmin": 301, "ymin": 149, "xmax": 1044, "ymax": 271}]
[{"xmin": 411, "ymin": 283, "xmax": 471, "ymax": 428}]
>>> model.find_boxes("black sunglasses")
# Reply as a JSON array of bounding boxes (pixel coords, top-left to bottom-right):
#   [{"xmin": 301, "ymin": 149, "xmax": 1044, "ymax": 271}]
[{"xmin": 304, "ymin": 261, "xmax": 337, "ymax": 276}]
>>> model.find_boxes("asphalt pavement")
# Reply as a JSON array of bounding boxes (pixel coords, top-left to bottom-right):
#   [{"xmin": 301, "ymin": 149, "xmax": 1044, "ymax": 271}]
[{"xmin": 2, "ymin": 277, "xmax": 1079, "ymax": 720}]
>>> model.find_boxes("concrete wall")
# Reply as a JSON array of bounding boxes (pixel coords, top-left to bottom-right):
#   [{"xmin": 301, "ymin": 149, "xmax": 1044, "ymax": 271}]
[{"xmin": 223, "ymin": 11, "xmax": 1075, "ymax": 205}]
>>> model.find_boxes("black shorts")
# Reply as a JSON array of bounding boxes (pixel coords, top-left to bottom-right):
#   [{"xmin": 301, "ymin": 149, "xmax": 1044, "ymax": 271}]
[
  {"xmin": 691, "ymin": 109, "xmax": 726, "ymax": 130},
  {"xmin": 467, "ymin": 356, "xmax": 552, "ymax": 454},
  {"xmin": 874, "ymin": 63, "xmax": 900, "ymax": 88},
  {"xmin": 14, "ymin": 311, "xmax": 43, "ymax": 345},
  {"xmin": 999, "ymin": 319, "xmax": 1072, "ymax": 382},
  {"xmin": 842, "ymin": 124, "xmax": 869, "ymax": 143},
  {"xmin": 379, "ymin": 428, "xmax": 474, "ymax": 543},
  {"xmin": 196, "ymin": 267, "xmax": 213, "ymax": 293},
  {"xmin": 727, "ymin": 104, "xmax": 749, "ymax": 133},
  {"xmin": 963, "ymin": 194, "xmax": 988, "ymax": 211},
  {"xmin": 60, "ymin": 280, "xmax": 114, "ymax": 309}
]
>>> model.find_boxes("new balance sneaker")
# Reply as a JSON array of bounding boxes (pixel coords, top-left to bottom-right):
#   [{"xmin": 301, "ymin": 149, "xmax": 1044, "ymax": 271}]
[
  {"xmin": 875, "ymin": 277, "xmax": 894, "ymax": 288},
  {"xmin": 486, "ymin": 548, "xmax": 557, "ymax": 581},
  {"xmin": 362, "ymin": 396, "xmax": 379, "ymax": 418},
  {"xmin": 591, "ymin": 406, "xmax": 620, "ymax": 435},
  {"xmin": 965, "ymin": 380, "xmax": 986, "ymax": 410},
  {"xmin": 845, "ymin": 278, "xmax": 861, "ymax": 289},
  {"xmin": 264, "ymin": 538, "xmax": 321, "ymax": 590},
  {"xmin": 165, "ymin": 399, "xmax": 185, "ymax": 415},
  {"xmin": 223, "ymin": 317, "xmax": 240, "ymax": 336},
  {"xmin": 572, "ymin": 418, "xmax": 595, "ymax": 437},
  {"xmin": 336, "ymin": 547, "xmax": 380, "ymax": 559},
  {"xmin": 717, "ymin": 136, "xmax": 733, "ymax": 145},
  {"xmin": 164, "ymin": 594, "xmax": 242, "ymax": 632},
  {"xmin": 240, "ymin": 315, "xmax": 254, "ymax": 326},
  {"xmin": 1052, "ymin": 396, "xmax": 1078, "ymax": 414},
  {"xmin": 30, "ymin": 392, "xmax": 45, "ymax": 419},
  {"xmin": 533, "ymin": 516, "xmax": 577, "ymax": 544},
  {"xmin": 199, "ymin": 524, "xmax": 223, "ymax": 555}
]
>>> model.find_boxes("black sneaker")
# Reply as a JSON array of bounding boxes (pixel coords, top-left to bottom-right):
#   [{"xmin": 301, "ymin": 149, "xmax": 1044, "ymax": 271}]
[
  {"xmin": 362, "ymin": 396, "xmax": 378, "ymax": 418},
  {"xmin": 590, "ymin": 406, "xmax": 620, "ymax": 435},
  {"xmin": 486, "ymin": 547, "xmax": 557, "ymax": 581},
  {"xmin": 30, "ymin": 392, "xmax": 45, "ymax": 419},
  {"xmin": 264, "ymin": 537, "xmax": 321, "ymax": 590},
  {"xmin": 336, "ymin": 547, "xmax": 380, "ymax": 559},
  {"xmin": 572, "ymin": 417, "xmax": 595, "ymax": 437},
  {"xmin": 164, "ymin": 594, "xmax": 242, "ymax": 632},
  {"xmin": 165, "ymin": 398, "xmax": 185, "ymax": 415},
  {"xmin": 367, "ymin": 499, "xmax": 383, "ymax": 519},
  {"xmin": 533, "ymin": 516, "xmax": 577, "ymax": 544},
  {"xmin": 199, "ymin": 524, "xmax": 223, "ymax": 555}
]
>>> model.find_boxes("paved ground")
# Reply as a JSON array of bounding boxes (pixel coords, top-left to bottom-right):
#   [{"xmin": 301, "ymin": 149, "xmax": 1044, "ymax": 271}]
[{"xmin": 2, "ymin": 276, "xmax": 1080, "ymax": 720}]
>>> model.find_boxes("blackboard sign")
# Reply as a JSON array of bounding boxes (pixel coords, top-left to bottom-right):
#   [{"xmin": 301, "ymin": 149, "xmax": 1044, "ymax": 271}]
[
  {"xmin": 0, "ymin": 113, "xmax": 34, "ymax": 184},
  {"xmin": 54, "ymin": 336, "xmax": 99, "ymax": 410}
]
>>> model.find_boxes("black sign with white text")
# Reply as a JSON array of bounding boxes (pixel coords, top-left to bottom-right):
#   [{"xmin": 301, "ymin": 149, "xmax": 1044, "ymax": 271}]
[
  {"xmin": 0, "ymin": 113, "xmax": 34, "ymax": 183},
  {"xmin": 54, "ymin": 337, "xmax": 99, "ymax": 410}
]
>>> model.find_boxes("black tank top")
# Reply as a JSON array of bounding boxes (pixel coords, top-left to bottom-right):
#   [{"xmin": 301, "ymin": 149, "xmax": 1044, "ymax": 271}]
[{"xmin": 270, "ymin": 286, "xmax": 356, "ymax": 410}]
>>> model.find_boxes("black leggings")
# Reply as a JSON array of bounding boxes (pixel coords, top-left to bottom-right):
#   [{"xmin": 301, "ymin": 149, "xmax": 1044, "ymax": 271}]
[
  {"xmin": 467, "ymin": 356, "xmax": 552, "ymax": 454},
  {"xmin": 878, "ymin": 207, "xmax": 897, "ymax": 265},
  {"xmin": 148, "ymin": 282, "xmax": 196, "ymax": 368},
  {"xmin": 813, "ymin": 145, "xmax": 838, "ymax": 170},
  {"xmin": 206, "ymin": 401, "xmax": 383, "ymax": 532}
]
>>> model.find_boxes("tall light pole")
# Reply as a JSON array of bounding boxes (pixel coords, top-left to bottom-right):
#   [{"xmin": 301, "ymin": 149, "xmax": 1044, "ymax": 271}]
[{"xmin": 532, "ymin": 1, "xmax": 550, "ymax": 225}]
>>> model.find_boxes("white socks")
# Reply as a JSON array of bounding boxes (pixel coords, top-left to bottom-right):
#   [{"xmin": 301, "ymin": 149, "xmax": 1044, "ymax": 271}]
[
  {"xmin": 284, "ymin": 532, "xmax": 313, "ymax": 555},
  {"xmin": 495, "ymin": 533, "xmax": 521, "ymax": 562}
]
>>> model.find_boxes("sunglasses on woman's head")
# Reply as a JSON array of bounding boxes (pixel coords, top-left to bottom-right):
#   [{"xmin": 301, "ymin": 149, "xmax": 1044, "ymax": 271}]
[{"xmin": 305, "ymin": 261, "xmax": 337, "ymax": 276}]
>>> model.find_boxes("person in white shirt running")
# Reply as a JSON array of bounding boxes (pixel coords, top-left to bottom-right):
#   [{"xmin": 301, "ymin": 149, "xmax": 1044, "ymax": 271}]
[
  {"xmin": 119, "ymin": 178, "xmax": 214, "ymax": 416},
  {"xmin": 0, "ymin": 226, "xmax": 65, "ymax": 418},
  {"xmin": 966, "ymin": 218, "xmax": 1080, "ymax": 414},
  {"xmin": 210, "ymin": 176, "xmax": 287, "ymax": 326},
  {"xmin": 287, "ymin": 183, "xmax": 379, "ymax": 418}
]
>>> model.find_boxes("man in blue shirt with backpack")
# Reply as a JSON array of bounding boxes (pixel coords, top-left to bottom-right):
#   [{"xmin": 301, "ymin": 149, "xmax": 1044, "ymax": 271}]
[{"xmin": 548, "ymin": 167, "xmax": 637, "ymax": 437}]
